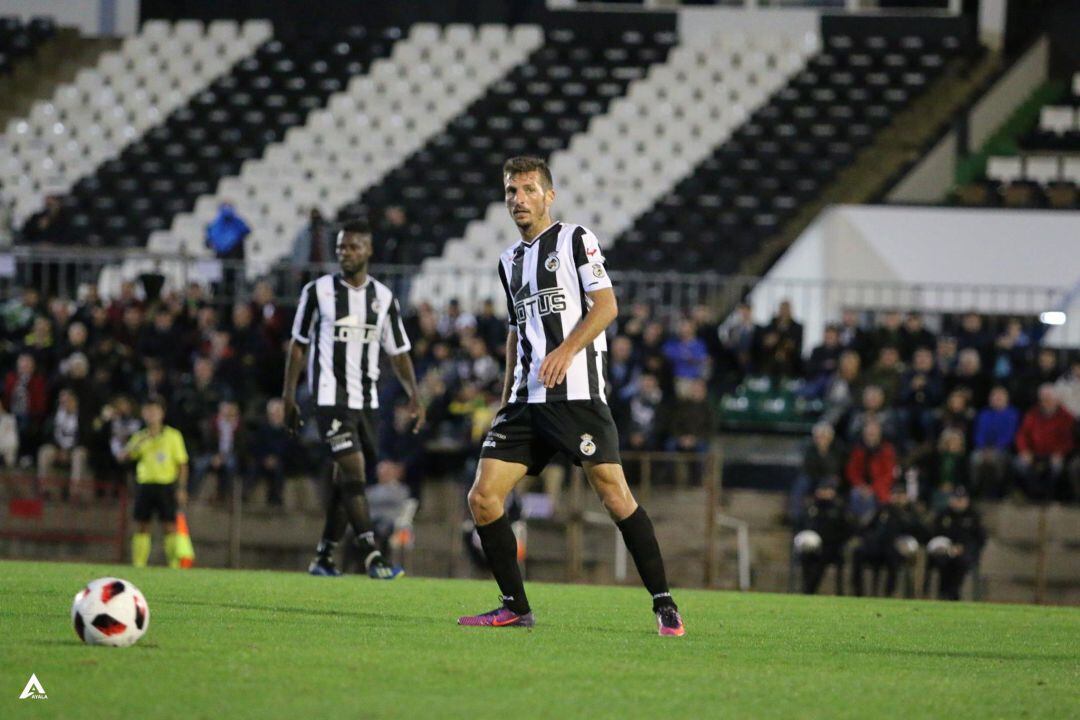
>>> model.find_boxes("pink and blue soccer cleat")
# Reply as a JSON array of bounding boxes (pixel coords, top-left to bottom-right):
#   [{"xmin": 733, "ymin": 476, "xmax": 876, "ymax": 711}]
[
  {"xmin": 656, "ymin": 606, "xmax": 685, "ymax": 637},
  {"xmin": 458, "ymin": 599, "xmax": 535, "ymax": 628}
]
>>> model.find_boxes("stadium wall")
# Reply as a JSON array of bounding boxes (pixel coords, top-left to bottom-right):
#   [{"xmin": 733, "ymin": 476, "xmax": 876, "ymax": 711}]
[
  {"xmin": 749, "ymin": 204, "xmax": 1079, "ymax": 351},
  {"xmin": 886, "ymin": 33, "xmax": 1051, "ymax": 203},
  {"xmin": 0, "ymin": 0, "xmax": 138, "ymax": 36},
  {"xmin": 968, "ymin": 34, "xmax": 1048, "ymax": 151},
  {"xmin": 885, "ymin": 130, "xmax": 959, "ymax": 203},
  {"xmin": 139, "ymin": 0, "xmax": 677, "ymax": 37},
  {"xmin": 677, "ymin": 6, "xmax": 818, "ymax": 44}
]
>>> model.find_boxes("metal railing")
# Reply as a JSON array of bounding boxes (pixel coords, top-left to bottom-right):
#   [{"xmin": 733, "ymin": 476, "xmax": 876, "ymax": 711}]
[
  {"xmin": 3, "ymin": 246, "xmax": 1074, "ymax": 345},
  {"xmin": 558, "ymin": 446, "xmax": 754, "ymax": 591}
]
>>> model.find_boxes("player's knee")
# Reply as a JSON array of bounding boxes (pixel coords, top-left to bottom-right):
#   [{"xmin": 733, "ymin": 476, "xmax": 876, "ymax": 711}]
[{"xmin": 468, "ymin": 486, "xmax": 502, "ymax": 523}]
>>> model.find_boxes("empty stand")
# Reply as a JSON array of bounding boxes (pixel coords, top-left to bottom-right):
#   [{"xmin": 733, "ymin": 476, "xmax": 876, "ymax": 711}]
[
  {"xmin": 57, "ymin": 21, "xmax": 403, "ymax": 249},
  {"xmin": 613, "ymin": 29, "xmax": 963, "ymax": 275},
  {"xmin": 3, "ymin": 19, "xmax": 269, "ymax": 228},
  {"xmin": 155, "ymin": 23, "xmax": 543, "ymax": 275},
  {"xmin": 340, "ymin": 25, "xmax": 675, "ymax": 268},
  {"xmin": 957, "ymin": 76, "xmax": 1080, "ymax": 210},
  {"xmin": 413, "ymin": 29, "xmax": 817, "ymax": 306}
]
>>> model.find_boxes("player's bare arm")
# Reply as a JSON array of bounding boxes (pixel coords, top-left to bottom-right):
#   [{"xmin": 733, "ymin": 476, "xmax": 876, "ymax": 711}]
[
  {"xmin": 500, "ymin": 327, "xmax": 519, "ymax": 406},
  {"xmin": 537, "ymin": 287, "xmax": 617, "ymax": 389},
  {"xmin": 281, "ymin": 339, "xmax": 307, "ymax": 436},
  {"xmin": 388, "ymin": 352, "xmax": 426, "ymax": 433}
]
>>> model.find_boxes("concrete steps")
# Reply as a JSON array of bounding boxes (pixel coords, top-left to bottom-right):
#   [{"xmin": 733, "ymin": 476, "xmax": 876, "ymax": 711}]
[
  {"xmin": 0, "ymin": 28, "xmax": 119, "ymax": 129},
  {"xmin": 2, "ymin": 477, "xmax": 1078, "ymax": 604}
]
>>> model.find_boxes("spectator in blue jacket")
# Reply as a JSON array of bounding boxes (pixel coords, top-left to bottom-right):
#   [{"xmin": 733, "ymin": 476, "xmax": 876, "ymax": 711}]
[
  {"xmin": 205, "ymin": 203, "xmax": 250, "ymax": 296},
  {"xmin": 970, "ymin": 385, "xmax": 1020, "ymax": 498},
  {"xmin": 206, "ymin": 203, "xmax": 250, "ymax": 260},
  {"xmin": 662, "ymin": 318, "xmax": 710, "ymax": 396}
]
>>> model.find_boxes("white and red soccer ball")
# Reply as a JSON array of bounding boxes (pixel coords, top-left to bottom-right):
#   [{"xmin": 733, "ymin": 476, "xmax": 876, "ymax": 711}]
[{"xmin": 71, "ymin": 577, "xmax": 149, "ymax": 647}]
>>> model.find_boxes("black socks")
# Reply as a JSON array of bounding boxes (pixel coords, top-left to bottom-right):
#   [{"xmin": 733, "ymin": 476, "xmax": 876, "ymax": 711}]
[
  {"xmin": 476, "ymin": 514, "xmax": 530, "ymax": 615},
  {"xmin": 617, "ymin": 506, "xmax": 676, "ymax": 611},
  {"xmin": 318, "ymin": 479, "xmax": 382, "ymax": 569},
  {"xmin": 316, "ymin": 482, "xmax": 347, "ymax": 562}
]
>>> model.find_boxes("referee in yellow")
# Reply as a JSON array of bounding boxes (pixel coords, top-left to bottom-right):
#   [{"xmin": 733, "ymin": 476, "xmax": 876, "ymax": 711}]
[{"xmin": 118, "ymin": 397, "xmax": 189, "ymax": 568}]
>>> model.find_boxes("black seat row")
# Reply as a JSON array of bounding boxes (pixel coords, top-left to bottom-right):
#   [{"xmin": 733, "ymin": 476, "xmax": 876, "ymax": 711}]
[
  {"xmin": 340, "ymin": 26, "xmax": 675, "ymax": 266},
  {"xmin": 614, "ymin": 30, "xmax": 964, "ymax": 274},
  {"xmin": 48, "ymin": 26, "xmax": 399, "ymax": 248}
]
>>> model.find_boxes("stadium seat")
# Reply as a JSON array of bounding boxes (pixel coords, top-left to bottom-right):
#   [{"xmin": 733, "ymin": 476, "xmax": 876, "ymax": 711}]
[
  {"xmin": 1025, "ymin": 156, "xmax": 1060, "ymax": 185},
  {"xmin": 1039, "ymin": 106, "xmax": 1075, "ymax": 135},
  {"xmin": 986, "ymin": 157, "xmax": 1023, "ymax": 184},
  {"xmin": 5, "ymin": 20, "xmax": 269, "ymax": 230},
  {"xmin": 162, "ymin": 23, "xmax": 542, "ymax": 272}
]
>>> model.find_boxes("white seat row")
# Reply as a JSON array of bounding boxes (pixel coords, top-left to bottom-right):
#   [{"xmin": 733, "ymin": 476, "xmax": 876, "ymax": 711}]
[
  {"xmin": 1, "ymin": 19, "xmax": 271, "ymax": 226},
  {"xmin": 986, "ymin": 155, "xmax": 1080, "ymax": 185},
  {"xmin": 1039, "ymin": 106, "xmax": 1080, "ymax": 135},
  {"xmin": 410, "ymin": 30, "xmax": 814, "ymax": 307},
  {"xmin": 155, "ymin": 24, "xmax": 543, "ymax": 277}
]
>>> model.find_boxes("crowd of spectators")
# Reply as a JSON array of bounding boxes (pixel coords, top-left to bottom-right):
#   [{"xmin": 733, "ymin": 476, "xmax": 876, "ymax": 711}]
[
  {"xmin": 774, "ymin": 309, "xmax": 1080, "ymax": 515},
  {"xmin": 1, "ymin": 279, "xmax": 1078, "ymax": 523}
]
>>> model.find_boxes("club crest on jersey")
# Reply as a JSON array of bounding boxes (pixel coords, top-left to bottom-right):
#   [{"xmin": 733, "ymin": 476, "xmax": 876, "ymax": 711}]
[
  {"xmin": 579, "ymin": 433, "xmax": 596, "ymax": 456},
  {"xmin": 591, "ymin": 263, "xmax": 605, "ymax": 278},
  {"xmin": 370, "ymin": 298, "xmax": 381, "ymax": 314},
  {"xmin": 544, "ymin": 252, "xmax": 560, "ymax": 272},
  {"xmin": 333, "ymin": 314, "xmax": 377, "ymax": 343}
]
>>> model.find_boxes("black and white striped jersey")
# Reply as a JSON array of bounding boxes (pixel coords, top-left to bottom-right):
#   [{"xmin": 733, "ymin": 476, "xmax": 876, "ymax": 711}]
[
  {"xmin": 291, "ymin": 273, "xmax": 411, "ymax": 409},
  {"xmin": 498, "ymin": 221, "xmax": 613, "ymax": 404}
]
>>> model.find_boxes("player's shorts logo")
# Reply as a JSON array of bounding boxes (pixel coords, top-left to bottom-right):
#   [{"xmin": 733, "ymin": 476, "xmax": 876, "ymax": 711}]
[
  {"xmin": 544, "ymin": 252, "xmax": 560, "ymax": 272},
  {"xmin": 591, "ymin": 263, "xmax": 605, "ymax": 278},
  {"xmin": 579, "ymin": 433, "xmax": 596, "ymax": 456},
  {"xmin": 326, "ymin": 419, "xmax": 342, "ymax": 437},
  {"xmin": 329, "ymin": 434, "xmax": 353, "ymax": 452}
]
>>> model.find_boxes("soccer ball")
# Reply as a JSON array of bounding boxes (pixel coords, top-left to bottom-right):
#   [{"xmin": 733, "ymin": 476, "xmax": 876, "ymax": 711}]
[
  {"xmin": 926, "ymin": 536, "xmax": 953, "ymax": 558},
  {"xmin": 793, "ymin": 530, "xmax": 823, "ymax": 555},
  {"xmin": 71, "ymin": 577, "xmax": 149, "ymax": 647}
]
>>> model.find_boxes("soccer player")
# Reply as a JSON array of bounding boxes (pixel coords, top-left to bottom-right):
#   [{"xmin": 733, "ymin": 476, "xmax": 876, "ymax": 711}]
[
  {"xmin": 457, "ymin": 157, "xmax": 684, "ymax": 636},
  {"xmin": 283, "ymin": 218, "xmax": 425, "ymax": 579},
  {"xmin": 118, "ymin": 397, "xmax": 189, "ymax": 568}
]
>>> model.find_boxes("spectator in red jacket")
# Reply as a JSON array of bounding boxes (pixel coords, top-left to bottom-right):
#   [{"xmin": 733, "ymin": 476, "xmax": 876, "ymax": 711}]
[
  {"xmin": 3, "ymin": 352, "xmax": 48, "ymax": 461},
  {"xmin": 1014, "ymin": 384, "xmax": 1076, "ymax": 501},
  {"xmin": 846, "ymin": 420, "xmax": 898, "ymax": 521}
]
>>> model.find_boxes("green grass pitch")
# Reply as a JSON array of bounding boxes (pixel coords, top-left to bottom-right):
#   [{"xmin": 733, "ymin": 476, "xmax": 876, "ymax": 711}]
[{"xmin": 1, "ymin": 560, "xmax": 1078, "ymax": 719}]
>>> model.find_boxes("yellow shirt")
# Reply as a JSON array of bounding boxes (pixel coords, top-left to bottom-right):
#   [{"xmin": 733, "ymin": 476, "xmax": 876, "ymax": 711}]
[{"xmin": 126, "ymin": 426, "xmax": 189, "ymax": 485}]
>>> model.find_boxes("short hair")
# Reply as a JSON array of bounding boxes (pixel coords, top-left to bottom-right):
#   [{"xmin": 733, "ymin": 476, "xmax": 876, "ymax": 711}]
[
  {"xmin": 143, "ymin": 396, "xmax": 166, "ymax": 412},
  {"xmin": 503, "ymin": 156, "xmax": 553, "ymax": 190},
  {"xmin": 339, "ymin": 217, "xmax": 371, "ymax": 236}
]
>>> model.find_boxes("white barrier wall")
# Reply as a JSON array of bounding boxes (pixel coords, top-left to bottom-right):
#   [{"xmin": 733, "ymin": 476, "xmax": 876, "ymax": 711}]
[
  {"xmin": 968, "ymin": 35, "xmax": 1048, "ymax": 151},
  {"xmin": 750, "ymin": 205, "xmax": 1080, "ymax": 350},
  {"xmin": 0, "ymin": 0, "xmax": 138, "ymax": 36}
]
